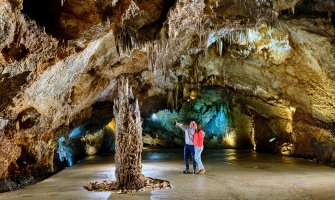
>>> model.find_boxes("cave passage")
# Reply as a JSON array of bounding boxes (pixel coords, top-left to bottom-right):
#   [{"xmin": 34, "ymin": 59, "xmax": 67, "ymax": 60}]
[
  {"xmin": 56, "ymin": 101, "xmax": 115, "ymax": 167},
  {"xmin": 55, "ymin": 86, "xmax": 283, "ymax": 168},
  {"xmin": 54, "ymin": 87, "xmax": 239, "ymax": 168}
]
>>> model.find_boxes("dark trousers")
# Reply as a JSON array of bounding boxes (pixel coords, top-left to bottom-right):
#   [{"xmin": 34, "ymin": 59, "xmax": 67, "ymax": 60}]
[{"xmin": 184, "ymin": 144, "xmax": 196, "ymax": 171}]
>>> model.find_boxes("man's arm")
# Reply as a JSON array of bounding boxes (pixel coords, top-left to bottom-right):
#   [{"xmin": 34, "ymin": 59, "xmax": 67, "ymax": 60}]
[{"xmin": 176, "ymin": 121, "xmax": 189, "ymax": 131}]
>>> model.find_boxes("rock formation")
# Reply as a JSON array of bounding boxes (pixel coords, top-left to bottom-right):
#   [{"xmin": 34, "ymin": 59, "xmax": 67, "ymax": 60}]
[
  {"xmin": 113, "ymin": 76, "xmax": 145, "ymax": 190},
  {"xmin": 0, "ymin": 0, "xmax": 334, "ymax": 192},
  {"xmin": 84, "ymin": 76, "xmax": 170, "ymax": 193}
]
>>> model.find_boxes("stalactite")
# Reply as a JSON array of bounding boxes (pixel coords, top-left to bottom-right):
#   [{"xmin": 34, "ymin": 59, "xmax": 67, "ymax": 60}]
[
  {"xmin": 218, "ymin": 38, "xmax": 223, "ymax": 56},
  {"xmin": 123, "ymin": 0, "xmax": 143, "ymax": 21},
  {"xmin": 174, "ymin": 85, "xmax": 179, "ymax": 111},
  {"xmin": 251, "ymin": 117, "xmax": 256, "ymax": 151},
  {"xmin": 291, "ymin": 6, "xmax": 295, "ymax": 15},
  {"xmin": 114, "ymin": 27, "xmax": 145, "ymax": 57},
  {"xmin": 112, "ymin": 0, "xmax": 119, "ymax": 7}
]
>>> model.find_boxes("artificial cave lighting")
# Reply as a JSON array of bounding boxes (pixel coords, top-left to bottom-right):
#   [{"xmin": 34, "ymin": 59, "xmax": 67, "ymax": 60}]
[
  {"xmin": 190, "ymin": 90, "xmax": 198, "ymax": 99},
  {"xmin": 85, "ymin": 145, "xmax": 98, "ymax": 156},
  {"xmin": 106, "ymin": 118, "xmax": 116, "ymax": 133},
  {"xmin": 152, "ymin": 113, "xmax": 158, "ymax": 120},
  {"xmin": 57, "ymin": 136, "xmax": 74, "ymax": 167},
  {"xmin": 222, "ymin": 131, "xmax": 237, "ymax": 148},
  {"xmin": 289, "ymin": 106, "xmax": 296, "ymax": 113},
  {"xmin": 69, "ymin": 125, "xmax": 85, "ymax": 138}
]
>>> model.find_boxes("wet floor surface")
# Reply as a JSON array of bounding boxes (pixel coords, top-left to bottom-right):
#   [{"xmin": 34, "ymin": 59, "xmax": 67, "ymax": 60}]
[{"xmin": 1, "ymin": 149, "xmax": 335, "ymax": 200}]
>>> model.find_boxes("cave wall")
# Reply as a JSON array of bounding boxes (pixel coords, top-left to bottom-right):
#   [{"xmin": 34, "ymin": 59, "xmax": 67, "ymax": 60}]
[
  {"xmin": 0, "ymin": 0, "xmax": 335, "ymax": 192},
  {"xmin": 142, "ymin": 87, "xmax": 233, "ymax": 148}
]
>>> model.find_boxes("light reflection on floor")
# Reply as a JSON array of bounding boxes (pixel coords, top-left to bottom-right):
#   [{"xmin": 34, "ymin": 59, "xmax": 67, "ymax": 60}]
[{"xmin": 1, "ymin": 149, "xmax": 335, "ymax": 200}]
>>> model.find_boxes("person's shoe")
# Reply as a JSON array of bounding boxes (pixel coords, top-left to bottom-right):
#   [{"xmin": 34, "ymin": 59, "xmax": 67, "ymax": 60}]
[
  {"xmin": 193, "ymin": 170, "xmax": 199, "ymax": 174},
  {"xmin": 183, "ymin": 170, "xmax": 191, "ymax": 174},
  {"xmin": 199, "ymin": 169, "xmax": 206, "ymax": 175}
]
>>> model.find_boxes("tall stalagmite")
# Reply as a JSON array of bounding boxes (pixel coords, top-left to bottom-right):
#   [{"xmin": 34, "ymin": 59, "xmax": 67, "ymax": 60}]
[
  {"xmin": 113, "ymin": 76, "xmax": 145, "ymax": 190},
  {"xmin": 84, "ymin": 76, "xmax": 170, "ymax": 193}
]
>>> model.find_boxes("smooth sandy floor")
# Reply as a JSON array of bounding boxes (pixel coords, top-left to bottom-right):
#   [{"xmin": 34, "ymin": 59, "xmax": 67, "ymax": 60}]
[{"xmin": 1, "ymin": 149, "xmax": 335, "ymax": 200}]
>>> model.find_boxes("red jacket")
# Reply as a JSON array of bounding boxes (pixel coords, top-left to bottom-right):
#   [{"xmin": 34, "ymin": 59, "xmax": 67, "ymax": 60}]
[{"xmin": 194, "ymin": 130, "xmax": 205, "ymax": 147}]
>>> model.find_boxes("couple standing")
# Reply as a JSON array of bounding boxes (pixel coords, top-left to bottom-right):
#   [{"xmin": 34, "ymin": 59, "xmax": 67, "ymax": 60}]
[{"xmin": 176, "ymin": 121, "xmax": 206, "ymax": 174}]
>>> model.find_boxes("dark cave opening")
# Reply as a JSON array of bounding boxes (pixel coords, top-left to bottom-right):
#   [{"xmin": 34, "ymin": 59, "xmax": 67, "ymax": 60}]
[
  {"xmin": 16, "ymin": 107, "xmax": 41, "ymax": 130},
  {"xmin": 22, "ymin": 0, "xmax": 62, "ymax": 37},
  {"xmin": 2, "ymin": 44, "xmax": 30, "ymax": 62},
  {"xmin": 137, "ymin": 0, "xmax": 177, "ymax": 41},
  {"xmin": 56, "ymin": 101, "xmax": 115, "ymax": 167},
  {"xmin": 0, "ymin": 72, "xmax": 31, "ymax": 111},
  {"xmin": 279, "ymin": 0, "xmax": 334, "ymax": 23},
  {"xmin": 16, "ymin": 146, "xmax": 37, "ymax": 169},
  {"xmin": 253, "ymin": 117, "xmax": 276, "ymax": 152}
]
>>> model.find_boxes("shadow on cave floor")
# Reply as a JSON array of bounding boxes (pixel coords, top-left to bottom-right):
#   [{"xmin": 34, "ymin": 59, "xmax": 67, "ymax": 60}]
[{"xmin": 1, "ymin": 149, "xmax": 335, "ymax": 200}]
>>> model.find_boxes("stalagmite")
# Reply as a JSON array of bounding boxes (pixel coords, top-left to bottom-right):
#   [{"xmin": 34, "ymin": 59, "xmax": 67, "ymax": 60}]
[
  {"xmin": 113, "ymin": 76, "xmax": 145, "ymax": 190},
  {"xmin": 84, "ymin": 77, "xmax": 171, "ymax": 193}
]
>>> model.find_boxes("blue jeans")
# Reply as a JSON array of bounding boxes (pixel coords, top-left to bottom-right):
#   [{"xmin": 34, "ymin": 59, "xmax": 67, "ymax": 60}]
[
  {"xmin": 195, "ymin": 146, "xmax": 204, "ymax": 170},
  {"xmin": 184, "ymin": 144, "xmax": 196, "ymax": 171}
]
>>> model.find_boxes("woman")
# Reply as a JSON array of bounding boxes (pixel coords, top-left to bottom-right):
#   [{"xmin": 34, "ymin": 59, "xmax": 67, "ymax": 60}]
[{"xmin": 194, "ymin": 124, "xmax": 206, "ymax": 174}]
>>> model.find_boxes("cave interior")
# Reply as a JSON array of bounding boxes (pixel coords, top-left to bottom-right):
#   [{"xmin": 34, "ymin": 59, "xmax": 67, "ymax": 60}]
[{"xmin": 0, "ymin": 0, "xmax": 335, "ymax": 197}]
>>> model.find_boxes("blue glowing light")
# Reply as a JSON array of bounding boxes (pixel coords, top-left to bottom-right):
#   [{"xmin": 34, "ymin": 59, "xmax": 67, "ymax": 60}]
[
  {"xmin": 69, "ymin": 125, "xmax": 85, "ymax": 138},
  {"xmin": 269, "ymin": 138, "xmax": 276, "ymax": 142},
  {"xmin": 57, "ymin": 136, "xmax": 74, "ymax": 167},
  {"xmin": 204, "ymin": 107, "xmax": 228, "ymax": 136},
  {"xmin": 67, "ymin": 158, "xmax": 73, "ymax": 167},
  {"xmin": 152, "ymin": 113, "xmax": 157, "ymax": 120}
]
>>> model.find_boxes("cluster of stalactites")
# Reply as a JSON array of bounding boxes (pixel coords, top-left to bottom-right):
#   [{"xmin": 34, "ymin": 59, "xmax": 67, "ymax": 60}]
[
  {"xmin": 114, "ymin": 29, "xmax": 173, "ymax": 77},
  {"xmin": 113, "ymin": 0, "xmax": 288, "ymax": 75},
  {"xmin": 146, "ymin": 41, "xmax": 171, "ymax": 73},
  {"xmin": 111, "ymin": 4, "xmax": 165, "ymax": 77},
  {"xmin": 146, "ymin": 0, "xmax": 208, "ymax": 75},
  {"xmin": 113, "ymin": 0, "xmax": 146, "ymax": 56},
  {"xmin": 210, "ymin": 28, "xmax": 255, "ymax": 57},
  {"xmin": 114, "ymin": 26, "xmax": 146, "ymax": 56},
  {"xmin": 112, "ymin": 0, "xmax": 208, "ymax": 76},
  {"xmin": 123, "ymin": 0, "xmax": 144, "ymax": 21}
]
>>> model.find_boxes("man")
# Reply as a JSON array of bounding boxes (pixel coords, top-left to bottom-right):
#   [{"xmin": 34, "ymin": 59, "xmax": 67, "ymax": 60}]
[{"xmin": 176, "ymin": 121, "xmax": 197, "ymax": 174}]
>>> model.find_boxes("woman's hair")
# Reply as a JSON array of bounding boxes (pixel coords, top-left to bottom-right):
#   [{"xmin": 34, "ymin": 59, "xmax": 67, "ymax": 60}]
[
  {"xmin": 190, "ymin": 121, "xmax": 197, "ymax": 129},
  {"xmin": 197, "ymin": 123, "xmax": 202, "ymax": 131}
]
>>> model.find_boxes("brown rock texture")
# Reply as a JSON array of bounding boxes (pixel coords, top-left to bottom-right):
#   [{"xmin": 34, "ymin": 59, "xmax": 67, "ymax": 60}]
[
  {"xmin": 0, "ymin": 0, "xmax": 334, "ymax": 192},
  {"xmin": 113, "ymin": 77, "xmax": 145, "ymax": 190}
]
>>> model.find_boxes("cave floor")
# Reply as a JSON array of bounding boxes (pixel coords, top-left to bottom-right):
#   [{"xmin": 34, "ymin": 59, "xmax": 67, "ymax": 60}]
[{"xmin": 1, "ymin": 149, "xmax": 335, "ymax": 200}]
